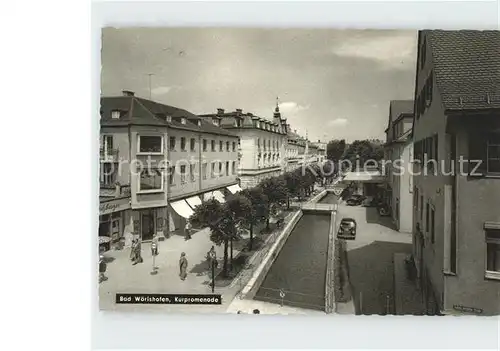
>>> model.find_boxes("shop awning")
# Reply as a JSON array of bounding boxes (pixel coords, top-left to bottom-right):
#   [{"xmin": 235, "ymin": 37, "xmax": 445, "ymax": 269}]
[
  {"xmin": 203, "ymin": 191, "xmax": 214, "ymax": 201},
  {"xmin": 185, "ymin": 196, "xmax": 202, "ymax": 210},
  {"xmin": 170, "ymin": 200, "xmax": 194, "ymax": 219},
  {"xmin": 227, "ymin": 184, "xmax": 242, "ymax": 194},
  {"xmin": 213, "ymin": 190, "xmax": 225, "ymax": 203}
]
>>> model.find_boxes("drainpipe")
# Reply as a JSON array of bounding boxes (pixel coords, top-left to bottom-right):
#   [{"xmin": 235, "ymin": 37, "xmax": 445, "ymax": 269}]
[{"xmin": 198, "ymin": 133, "xmax": 203, "ymax": 196}]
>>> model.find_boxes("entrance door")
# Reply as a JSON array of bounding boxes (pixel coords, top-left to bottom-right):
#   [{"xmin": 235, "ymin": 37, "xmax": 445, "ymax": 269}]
[{"xmin": 141, "ymin": 210, "xmax": 155, "ymax": 240}]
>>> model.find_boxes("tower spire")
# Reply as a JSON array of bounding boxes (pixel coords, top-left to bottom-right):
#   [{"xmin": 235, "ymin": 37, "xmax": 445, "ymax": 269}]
[{"xmin": 275, "ymin": 96, "xmax": 280, "ymax": 112}]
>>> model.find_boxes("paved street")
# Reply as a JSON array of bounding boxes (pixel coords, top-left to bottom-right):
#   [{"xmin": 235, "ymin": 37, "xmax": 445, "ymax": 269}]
[{"xmin": 336, "ymin": 203, "xmax": 412, "ymax": 315}]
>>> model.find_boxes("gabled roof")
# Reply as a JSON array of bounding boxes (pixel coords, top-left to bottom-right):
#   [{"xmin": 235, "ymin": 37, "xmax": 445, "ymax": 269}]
[
  {"xmin": 389, "ymin": 100, "xmax": 414, "ymax": 125},
  {"xmin": 100, "ymin": 96, "xmax": 237, "ymax": 137},
  {"xmin": 425, "ymin": 30, "xmax": 500, "ymax": 111}
]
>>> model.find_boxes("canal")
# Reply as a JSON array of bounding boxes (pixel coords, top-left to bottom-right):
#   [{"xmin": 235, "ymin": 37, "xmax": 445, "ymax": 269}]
[{"xmin": 253, "ymin": 192, "xmax": 338, "ymax": 311}]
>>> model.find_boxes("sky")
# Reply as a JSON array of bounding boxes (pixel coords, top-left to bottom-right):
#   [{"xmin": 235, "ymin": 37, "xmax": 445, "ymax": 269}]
[{"xmin": 101, "ymin": 28, "xmax": 417, "ymax": 142}]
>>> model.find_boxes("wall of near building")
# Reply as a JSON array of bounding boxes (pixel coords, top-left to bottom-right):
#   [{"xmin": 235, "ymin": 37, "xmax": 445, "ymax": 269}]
[
  {"xmin": 100, "ymin": 127, "xmax": 131, "ymax": 186},
  {"xmin": 399, "ymin": 142, "xmax": 413, "ymax": 233},
  {"xmin": 443, "ymin": 126, "xmax": 500, "ymax": 315},
  {"xmin": 167, "ymin": 128, "xmax": 239, "ymax": 200},
  {"xmin": 412, "ymin": 37, "xmax": 448, "ymax": 308}
]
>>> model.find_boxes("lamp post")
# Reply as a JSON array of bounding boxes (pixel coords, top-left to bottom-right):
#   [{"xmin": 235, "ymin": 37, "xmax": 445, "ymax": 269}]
[{"xmin": 209, "ymin": 249, "xmax": 216, "ymax": 293}]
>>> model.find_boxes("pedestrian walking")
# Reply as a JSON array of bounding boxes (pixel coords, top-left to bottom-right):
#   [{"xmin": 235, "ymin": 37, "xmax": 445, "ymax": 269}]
[
  {"xmin": 184, "ymin": 221, "xmax": 192, "ymax": 240},
  {"xmin": 132, "ymin": 238, "xmax": 143, "ymax": 265},
  {"xmin": 179, "ymin": 252, "xmax": 188, "ymax": 280}
]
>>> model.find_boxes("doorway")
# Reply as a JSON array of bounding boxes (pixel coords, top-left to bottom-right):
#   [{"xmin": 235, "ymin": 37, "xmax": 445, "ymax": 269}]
[{"xmin": 141, "ymin": 209, "xmax": 155, "ymax": 240}]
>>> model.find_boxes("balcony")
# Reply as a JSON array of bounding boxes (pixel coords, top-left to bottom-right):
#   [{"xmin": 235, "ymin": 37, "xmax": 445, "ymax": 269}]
[
  {"xmin": 99, "ymin": 183, "xmax": 131, "ymax": 199},
  {"xmin": 100, "ymin": 148, "xmax": 119, "ymax": 162}
]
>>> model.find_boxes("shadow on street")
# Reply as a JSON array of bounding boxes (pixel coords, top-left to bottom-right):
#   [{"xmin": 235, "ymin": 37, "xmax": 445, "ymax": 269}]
[
  {"xmin": 347, "ymin": 240, "xmax": 411, "ymax": 315},
  {"xmin": 364, "ymin": 207, "xmax": 396, "ymax": 230}
]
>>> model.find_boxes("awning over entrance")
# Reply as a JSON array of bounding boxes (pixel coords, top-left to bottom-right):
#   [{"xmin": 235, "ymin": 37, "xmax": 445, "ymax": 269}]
[
  {"xmin": 170, "ymin": 200, "xmax": 194, "ymax": 219},
  {"xmin": 227, "ymin": 184, "xmax": 242, "ymax": 194},
  {"xmin": 342, "ymin": 170, "xmax": 385, "ymax": 183},
  {"xmin": 185, "ymin": 195, "xmax": 202, "ymax": 210},
  {"xmin": 212, "ymin": 190, "xmax": 225, "ymax": 203}
]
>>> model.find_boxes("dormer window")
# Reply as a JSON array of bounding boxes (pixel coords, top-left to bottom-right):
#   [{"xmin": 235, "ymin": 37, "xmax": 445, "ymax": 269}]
[
  {"xmin": 212, "ymin": 118, "xmax": 220, "ymax": 126},
  {"xmin": 197, "ymin": 120, "xmax": 202, "ymax": 127},
  {"xmin": 181, "ymin": 117, "xmax": 187, "ymax": 125},
  {"xmin": 166, "ymin": 115, "xmax": 172, "ymax": 122},
  {"xmin": 111, "ymin": 110, "xmax": 120, "ymax": 119}
]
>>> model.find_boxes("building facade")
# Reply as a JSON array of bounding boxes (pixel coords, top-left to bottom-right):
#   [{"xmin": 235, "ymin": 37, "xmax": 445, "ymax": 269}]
[
  {"xmin": 384, "ymin": 100, "xmax": 414, "ymax": 233},
  {"xmin": 100, "ymin": 91, "xmax": 240, "ymax": 247},
  {"xmin": 200, "ymin": 105, "xmax": 287, "ymax": 189},
  {"xmin": 412, "ymin": 30, "xmax": 500, "ymax": 315}
]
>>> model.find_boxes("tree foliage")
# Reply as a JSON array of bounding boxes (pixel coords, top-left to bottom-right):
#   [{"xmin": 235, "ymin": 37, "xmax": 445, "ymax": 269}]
[
  {"xmin": 326, "ymin": 139, "xmax": 347, "ymax": 162},
  {"xmin": 234, "ymin": 188, "xmax": 268, "ymax": 250},
  {"xmin": 342, "ymin": 139, "xmax": 384, "ymax": 169}
]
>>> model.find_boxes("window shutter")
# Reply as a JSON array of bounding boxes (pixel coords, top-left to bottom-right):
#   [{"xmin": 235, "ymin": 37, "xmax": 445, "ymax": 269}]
[
  {"xmin": 468, "ymin": 131, "xmax": 487, "ymax": 175},
  {"xmin": 434, "ymin": 134, "xmax": 438, "ymax": 161}
]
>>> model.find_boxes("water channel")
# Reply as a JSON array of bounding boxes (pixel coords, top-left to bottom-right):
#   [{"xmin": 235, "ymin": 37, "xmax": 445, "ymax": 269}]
[{"xmin": 253, "ymin": 192, "xmax": 339, "ymax": 311}]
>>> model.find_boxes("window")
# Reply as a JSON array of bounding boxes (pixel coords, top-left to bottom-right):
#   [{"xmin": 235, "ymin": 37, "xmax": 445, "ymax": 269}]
[
  {"xmin": 181, "ymin": 117, "xmax": 186, "ymax": 125},
  {"xmin": 232, "ymin": 141, "xmax": 236, "ymax": 151},
  {"xmin": 414, "ymin": 187, "xmax": 419, "ymax": 209},
  {"xmin": 469, "ymin": 131, "xmax": 500, "ymax": 175},
  {"xmin": 211, "ymin": 162, "xmax": 215, "ymax": 178},
  {"xmin": 100, "ymin": 135, "xmax": 114, "ymax": 158},
  {"xmin": 180, "ymin": 165, "xmax": 186, "ymax": 184},
  {"xmin": 211, "ymin": 140, "xmax": 215, "ymax": 151},
  {"xmin": 226, "ymin": 161, "xmax": 229, "ymax": 176},
  {"xmin": 257, "ymin": 138, "xmax": 261, "ymax": 148},
  {"xmin": 180, "ymin": 137, "xmax": 186, "ymax": 151},
  {"xmin": 219, "ymin": 162, "xmax": 222, "ymax": 176},
  {"xmin": 232, "ymin": 161, "xmax": 236, "ymax": 174},
  {"xmin": 202, "ymin": 163, "xmax": 207, "ymax": 180},
  {"xmin": 100, "ymin": 162, "xmax": 116, "ymax": 186},
  {"xmin": 430, "ymin": 206, "xmax": 435, "ymax": 244},
  {"xmin": 486, "ymin": 229, "xmax": 500, "ymax": 277},
  {"xmin": 203, "ymin": 139, "xmax": 207, "ymax": 151},
  {"xmin": 139, "ymin": 169, "xmax": 163, "ymax": 192},
  {"xmin": 190, "ymin": 164, "xmax": 195, "ymax": 182},
  {"xmin": 166, "ymin": 115, "xmax": 172, "ymax": 122},
  {"xmin": 426, "ymin": 202, "xmax": 430, "ymax": 234},
  {"xmin": 190, "ymin": 138, "xmax": 196, "ymax": 151},
  {"xmin": 111, "ymin": 110, "xmax": 120, "ymax": 119},
  {"xmin": 226, "ymin": 141, "xmax": 230, "ymax": 151},
  {"xmin": 420, "ymin": 195, "xmax": 423, "ymax": 220},
  {"xmin": 395, "ymin": 198, "xmax": 399, "ymax": 220},
  {"xmin": 487, "ymin": 133, "xmax": 500, "ymax": 174},
  {"xmin": 169, "ymin": 137, "xmax": 176, "ymax": 151},
  {"xmin": 168, "ymin": 166, "xmax": 175, "ymax": 185},
  {"xmin": 219, "ymin": 140, "xmax": 223, "ymax": 151},
  {"xmin": 138, "ymin": 135, "xmax": 163, "ymax": 154}
]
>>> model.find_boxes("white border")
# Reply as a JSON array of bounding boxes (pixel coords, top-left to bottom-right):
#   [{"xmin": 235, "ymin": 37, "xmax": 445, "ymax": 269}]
[{"xmin": 2, "ymin": 1, "xmax": 498, "ymax": 351}]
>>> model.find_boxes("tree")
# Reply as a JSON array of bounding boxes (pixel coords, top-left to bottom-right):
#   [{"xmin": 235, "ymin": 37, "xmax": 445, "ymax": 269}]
[
  {"xmin": 283, "ymin": 171, "xmax": 302, "ymax": 208},
  {"xmin": 327, "ymin": 139, "xmax": 347, "ymax": 162},
  {"xmin": 189, "ymin": 199, "xmax": 235, "ymax": 277},
  {"xmin": 239, "ymin": 187, "xmax": 269, "ymax": 250},
  {"xmin": 226, "ymin": 193, "xmax": 253, "ymax": 264},
  {"xmin": 342, "ymin": 139, "xmax": 384, "ymax": 170},
  {"xmin": 257, "ymin": 176, "xmax": 288, "ymax": 230}
]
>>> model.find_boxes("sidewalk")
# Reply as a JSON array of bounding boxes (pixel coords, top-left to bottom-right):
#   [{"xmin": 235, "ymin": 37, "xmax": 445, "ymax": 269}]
[{"xmin": 393, "ymin": 253, "xmax": 426, "ymax": 315}]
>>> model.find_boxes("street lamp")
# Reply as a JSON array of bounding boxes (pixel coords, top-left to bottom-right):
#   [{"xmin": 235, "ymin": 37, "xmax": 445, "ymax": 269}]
[{"xmin": 209, "ymin": 249, "xmax": 216, "ymax": 293}]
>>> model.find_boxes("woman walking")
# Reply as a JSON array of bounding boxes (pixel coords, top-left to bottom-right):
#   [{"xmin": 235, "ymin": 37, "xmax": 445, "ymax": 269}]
[{"xmin": 179, "ymin": 252, "xmax": 188, "ymax": 280}]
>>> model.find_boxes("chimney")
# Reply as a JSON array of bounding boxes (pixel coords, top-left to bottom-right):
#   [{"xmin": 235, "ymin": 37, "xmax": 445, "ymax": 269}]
[
  {"xmin": 236, "ymin": 108, "xmax": 242, "ymax": 114},
  {"xmin": 122, "ymin": 90, "xmax": 135, "ymax": 97},
  {"xmin": 217, "ymin": 108, "xmax": 225, "ymax": 115}
]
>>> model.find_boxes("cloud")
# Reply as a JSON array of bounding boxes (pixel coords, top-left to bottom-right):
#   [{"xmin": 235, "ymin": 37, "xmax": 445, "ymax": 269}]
[
  {"xmin": 151, "ymin": 86, "xmax": 173, "ymax": 95},
  {"xmin": 278, "ymin": 101, "xmax": 310, "ymax": 115},
  {"xmin": 330, "ymin": 32, "xmax": 417, "ymax": 69},
  {"xmin": 328, "ymin": 118, "xmax": 348, "ymax": 127}
]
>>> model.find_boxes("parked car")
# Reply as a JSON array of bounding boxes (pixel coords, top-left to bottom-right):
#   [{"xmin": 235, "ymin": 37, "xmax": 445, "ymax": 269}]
[
  {"xmin": 361, "ymin": 196, "xmax": 377, "ymax": 207},
  {"xmin": 346, "ymin": 194, "xmax": 365, "ymax": 206},
  {"xmin": 378, "ymin": 204, "xmax": 391, "ymax": 216},
  {"xmin": 337, "ymin": 217, "xmax": 357, "ymax": 240}
]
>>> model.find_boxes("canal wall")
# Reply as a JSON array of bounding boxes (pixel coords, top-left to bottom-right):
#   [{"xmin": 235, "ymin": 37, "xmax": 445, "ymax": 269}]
[
  {"xmin": 238, "ymin": 189, "xmax": 334, "ymax": 305},
  {"xmin": 239, "ymin": 209, "xmax": 303, "ymax": 300},
  {"xmin": 325, "ymin": 204, "xmax": 338, "ymax": 313}
]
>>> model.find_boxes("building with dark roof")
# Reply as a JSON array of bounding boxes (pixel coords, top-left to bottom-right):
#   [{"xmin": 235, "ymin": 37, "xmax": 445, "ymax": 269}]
[
  {"xmin": 200, "ymin": 103, "xmax": 288, "ymax": 188},
  {"xmin": 411, "ymin": 30, "xmax": 500, "ymax": 315},
  {"xmin": 99, "ymin": 91, "xmax": 240, "ymax": 245},
  {"xmin": 383, "ymin": 100, "xmax": 414, "ymax": 233}
]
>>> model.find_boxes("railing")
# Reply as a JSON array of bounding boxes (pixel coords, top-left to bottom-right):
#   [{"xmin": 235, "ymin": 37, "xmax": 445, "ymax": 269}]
[
  {"xmin": 254, "ymin": 286, "xmax": 325, "ymax": 311},
  {"xmin": 100, "ymin": 148, "xmax": 119, "ymax": 161}
]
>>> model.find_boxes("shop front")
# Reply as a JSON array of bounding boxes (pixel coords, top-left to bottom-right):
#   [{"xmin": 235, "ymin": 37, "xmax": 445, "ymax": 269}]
[
  {"xmin": 99, "ymin": 197, "xmax": 131, "ymax": 252},
  {"xmin": 130, "ymin": 206, "xmax": 168, "ymax": 242},
  {"xmin": 169, "ymin": 199, "xmax": 195, "ymax": 234}
]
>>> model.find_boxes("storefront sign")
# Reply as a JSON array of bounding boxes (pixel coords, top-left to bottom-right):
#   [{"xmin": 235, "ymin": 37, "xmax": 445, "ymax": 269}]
[
  {"xmin": 453, "ymin": 305, "xmax": 483, "ymax": 314},
  {"xmin": 99, "ymin": 198, "xmax": 130, "ymax": 215}
]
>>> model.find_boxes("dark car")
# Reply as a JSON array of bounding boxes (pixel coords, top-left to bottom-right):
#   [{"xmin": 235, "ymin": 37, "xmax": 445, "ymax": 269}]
[
  {"xmin": 346, "ymin": 194, "xmax": 365, "ymax": 206},
  {"xmin": 337, "ymin": 218, "xmax": 357, "ymax": 240}
]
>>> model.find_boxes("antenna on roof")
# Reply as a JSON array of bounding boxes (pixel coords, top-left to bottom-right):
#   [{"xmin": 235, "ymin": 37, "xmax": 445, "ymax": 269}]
[{"xmin": 146, "ymin": 73, "xmax": 154, "ymax": 100}]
